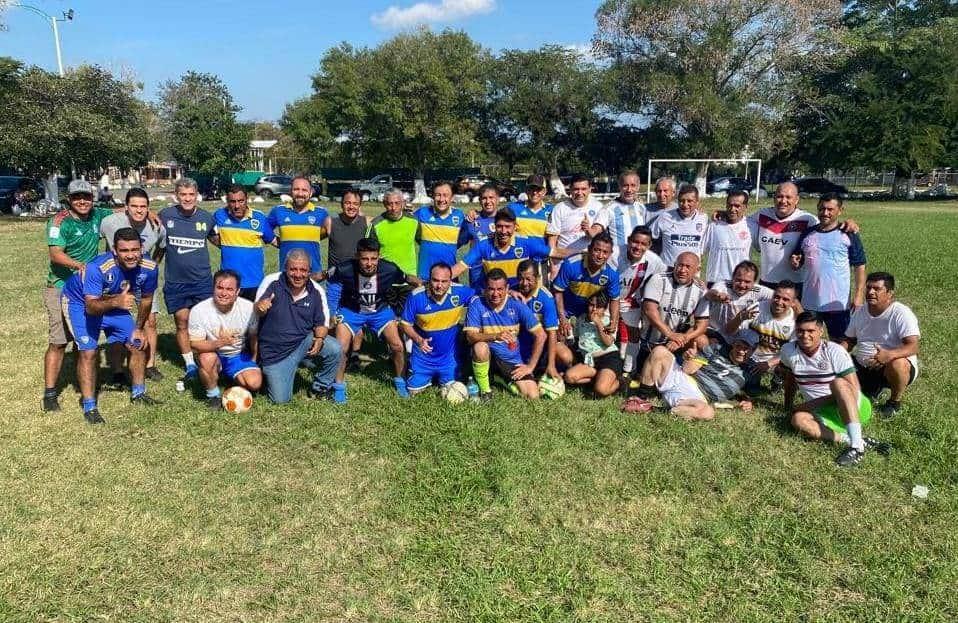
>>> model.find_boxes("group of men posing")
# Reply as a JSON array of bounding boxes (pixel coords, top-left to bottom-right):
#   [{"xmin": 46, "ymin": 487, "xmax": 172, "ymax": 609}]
[{"xmin": 41, "ymin": 171, "xmax": 920, "ymax": 466}]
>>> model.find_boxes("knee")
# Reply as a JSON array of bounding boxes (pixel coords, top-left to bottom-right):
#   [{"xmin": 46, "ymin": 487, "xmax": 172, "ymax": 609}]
[
  {"xmin": 386, "ymin": 338, "xmax": 404, "ymax": 354},
  {"xmin": 197, "ymin": 352, "xmax": 218, "ymax": 368},
  {"xmin": 322, "ymin": 337, "xmax": 342, "ymax": 360},
  {"xmin": 699, "ymin": 405, "xmax": 715, "ymax": 420},
  {"xmin": 520, "ymin": 383, "xmax": 539, "ymax": 399},
  {"xmin": 245, "ymin": 373, "xmax": 263, "ymax": 392},
  {"xmin": 78, "ymin": 350, "xmax": 96, "ymax": 362},
  {"xmin": 472, "ymin": 342, "xmax": 489, "ymax": 361},
  {"xmin": 791, "ymin": 410, "xmax": 812, "ymax": 431}
]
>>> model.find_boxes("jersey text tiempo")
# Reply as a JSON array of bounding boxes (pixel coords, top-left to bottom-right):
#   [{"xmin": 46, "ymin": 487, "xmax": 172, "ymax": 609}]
[{"xmin": 158, "ymin": 205, "xmax": 216, "ymax": 284}]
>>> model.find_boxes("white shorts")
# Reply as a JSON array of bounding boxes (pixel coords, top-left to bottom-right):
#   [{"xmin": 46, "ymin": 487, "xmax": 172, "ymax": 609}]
[{"xmin": 657, "ymin": 361, "xmax": 706, "ymax": 407}]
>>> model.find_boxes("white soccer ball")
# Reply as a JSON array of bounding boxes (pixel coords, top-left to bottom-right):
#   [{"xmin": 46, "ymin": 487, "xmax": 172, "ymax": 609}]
[
  {"xmin": 441, "ymin": 381, "xmax": 469, "ymax": 404},
  {"xmin": 222, "ymin": 386, "xmax": 253, "ymax": 413},
  {"xmin": 538, "ymin": 376, "xmax": 566, "ymax": 400}
]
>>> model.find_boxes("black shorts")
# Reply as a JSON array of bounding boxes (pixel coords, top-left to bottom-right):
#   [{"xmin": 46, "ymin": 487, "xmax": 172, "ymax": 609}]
[
  {"xmin": 492, "ymin": 356, "xmax": 535, "ymax": 383},
  {"xmin": 164, "ymin": 280, "xmax": 213, "ymax": 314},
  {"xmin": 592, "ymin": 351, "xmax": 623, "ymax": 376},
  {"xmin": 818, "ymin": 309, "xmax": 851, "ymax": 341},
  {"xmin": 239, "ymin": 287, "xmax": 258, "ymax": 302},
  {"xmin": 855, "ymin": 359, "xmax": 916, "ymax": 396}
]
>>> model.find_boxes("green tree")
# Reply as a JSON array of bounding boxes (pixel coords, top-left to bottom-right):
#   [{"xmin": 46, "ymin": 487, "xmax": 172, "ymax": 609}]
[{"xmin": 158, "ymin": 71, "xmax": 251, "ymax": 176}]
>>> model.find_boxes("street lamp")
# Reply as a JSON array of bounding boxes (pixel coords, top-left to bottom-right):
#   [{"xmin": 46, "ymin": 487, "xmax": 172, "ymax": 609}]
[{"xmin": 11, "ymin": 4, "xmax": 74, "ymax": 77}]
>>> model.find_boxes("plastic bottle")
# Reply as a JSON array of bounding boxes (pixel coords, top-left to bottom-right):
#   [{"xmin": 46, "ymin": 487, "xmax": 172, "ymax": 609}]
[{"xmin": 466, "ymin": 376, "xmax": 480, "ymax": 402}]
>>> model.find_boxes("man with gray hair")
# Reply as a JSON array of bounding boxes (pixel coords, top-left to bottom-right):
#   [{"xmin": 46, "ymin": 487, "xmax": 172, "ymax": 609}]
[
  {"xmin": 645, "ymin": 177, "xmax": 677, "ymax": 227},
  {"xmin": 158, "ymin": 177, "xmax": 219, "ymax": 381},
  {"xmin": 368, "ymin": 189, "xmax": 418, "ymax": 279}
]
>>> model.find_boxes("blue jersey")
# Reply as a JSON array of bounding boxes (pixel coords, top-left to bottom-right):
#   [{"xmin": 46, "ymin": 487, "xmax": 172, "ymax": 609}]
[
  {"xmin": 267, "ymin": 203, "xmax": 329, "ymax": 274},
  {"xmin": 516, "ymin": 286, "xmax": 559, "ymax": 361},
  {"xmin": 213, "ymin": 207, "xmax": 275, "ymax": 289},
  {"xmin": 159, "ymin": 205, "xmax": 216, "ymax": 284},
  {"xmin": 508, "ymin": 201, "xmax": 553, "ymax": 240},
  {"xmin": 401, "ymin": 283, "xmax": 475, "ymax": 364},
  {"xmin": 414, "ymin": 206, "xmax": 467, "ymax": 279},
  {"xmin": 464, "ymin": 295, "xmax": 542, "ymax": 365},
  {"xmin": 552, "ymin": 256, "xmax": 621, "ymax": 318},
  {"xmin": 464, "ymin": 214, "xmax": 496, "ymax": 286},
  {"xmin": 797, "ymin": 226, "xmax": 867, "ymax": 312},
  {"xmin": 62, "ymin": 251, "xmax": 159, "ymax": 313},
  {"xmin": 460, "ymin": 236, "xmax": 552, "ymax": 289}
]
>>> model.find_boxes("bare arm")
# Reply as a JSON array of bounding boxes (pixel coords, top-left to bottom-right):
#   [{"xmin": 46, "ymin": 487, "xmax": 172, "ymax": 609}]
[
  {"xmin": 607, "ymin": 298, "xmax": 620, "ymax": 334},
  {"xmin": 851, "ymin": 264, "xmax": 866, "ymax": 309},
  {"xmin": 48, "ymin": 246, "xmax": 83, "ymax": 272},
  {"xmin": 642, "ymin": 300, "xmax": 675, "ymax": 343}
]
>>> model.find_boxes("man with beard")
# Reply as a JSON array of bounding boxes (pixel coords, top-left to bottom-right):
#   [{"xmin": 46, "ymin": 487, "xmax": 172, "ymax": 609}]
[
  {"xmin": 413, "ymin": 180, "xmax": 468, "ymax": 281},
  {"xmin": 605, "ymin": 170, "xmax": 647, "ymax": 270},
  {"xmin": 616, "ymin": 226, "xmax": 667, "ymax": 376},
  {"xmin": 213, "ymin": 185, "xmax": 275, "ymax": 301},
  {"xmin": 267, "ymin": 176, "xmax": 328, "ymax": 279}
]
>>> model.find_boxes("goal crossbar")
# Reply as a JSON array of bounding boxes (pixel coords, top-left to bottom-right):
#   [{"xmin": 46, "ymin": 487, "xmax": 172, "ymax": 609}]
[{"xmin": 646, "ymin": 158, "xmax": 763, "ymax": 203}]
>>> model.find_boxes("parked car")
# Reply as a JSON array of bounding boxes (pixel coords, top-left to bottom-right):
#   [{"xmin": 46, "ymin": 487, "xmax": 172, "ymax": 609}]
[
  {"xmin": 452, "ymin": 175, "xmax": 517, "ymax": 199},
  {"xmin": 254, "ymin": 175, "xmax": 294, "ymax": 199},
  {"xmin": 793, "ymin": 177, "xmax": 848, "ymax": 195},
  {"xmin": 0, "ymin": 176, "xmax": 45, "ymax": 214},
  {"xmin": 706, "ymin": 176, "xmax": 756, "ymax": 195},
  {"xmin": 355, "ymin": 174, "xmax": 415, "ymax": 201}
]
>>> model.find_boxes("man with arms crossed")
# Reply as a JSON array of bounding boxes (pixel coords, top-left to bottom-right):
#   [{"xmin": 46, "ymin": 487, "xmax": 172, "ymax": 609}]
[
  {"xmin": 189, "ymin": 269, "xmax": 263, "ymax": 410},
  {"xmin": 840, "ymin": 272, "xmax": 920, "ymax": 419}
]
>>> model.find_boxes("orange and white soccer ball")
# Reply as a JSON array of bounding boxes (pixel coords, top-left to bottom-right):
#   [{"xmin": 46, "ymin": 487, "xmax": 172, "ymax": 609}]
[{"xmin": 222, "ymin": 386, "xmax": 253, "ymax": 413}]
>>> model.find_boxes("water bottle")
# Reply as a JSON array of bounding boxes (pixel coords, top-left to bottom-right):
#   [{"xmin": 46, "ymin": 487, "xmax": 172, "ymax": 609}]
[{"xmin": 466, "ymin": 376, "xmax": 480, "ymax": 402}]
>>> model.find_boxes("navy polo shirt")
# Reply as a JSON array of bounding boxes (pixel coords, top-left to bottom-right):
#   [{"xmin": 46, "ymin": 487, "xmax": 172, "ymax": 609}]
[{"xmin": 255, "ymin": 272, "xmax": 330, "ymax": 366}]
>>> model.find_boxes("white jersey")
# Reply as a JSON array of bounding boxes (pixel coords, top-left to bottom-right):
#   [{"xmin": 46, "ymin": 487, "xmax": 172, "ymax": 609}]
[
  {"xmin": 845, "ymin": 301, "xmax": 920, "ymax": 369},
  {"xmin": 702, "ymin": 219, "xmax": 752, "ymax": 284},
  {"xmin": 605, "ymin": 197, "xmax": 647, "ymax": 269},
  {"xmin": 643, "ymin": 201, "xmax": 675, "ymax": 227},
  {"xmin": 641, "ymin": 273, "xmax": 709, "ymax": 344},
  {"xmin": 617, "ymin": 250, "xmax": 667, "ymax": 327},
  {"xmin": 747, "ymin": 207, "xmax": 818, "ymax": 283},
  {"xmin": 780, "ymin": 340, "xmax": 857, "ymax": 401},
  {"xmin": 707, "ymin": 281, "xmax": 773, "ymax": 342},
  {"xmin": 546, "ymin": 197, "xmax": 610, "ymax": 252},
  {"xmin": 187, "ymin": 297, "xmax": 257, "ymax": 357},
  {"xmin": 650, "ymin": 208, "xmax": 709, "ymax": 267},
  {"xmin": 746, "ymin": 301, "xmax": 795, "ymax": 363}
]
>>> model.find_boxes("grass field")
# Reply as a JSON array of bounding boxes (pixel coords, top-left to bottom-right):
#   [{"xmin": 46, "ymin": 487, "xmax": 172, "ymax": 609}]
[{"xmin": 0, "ymin": 199, "xmax": 956, "ymax": 621}]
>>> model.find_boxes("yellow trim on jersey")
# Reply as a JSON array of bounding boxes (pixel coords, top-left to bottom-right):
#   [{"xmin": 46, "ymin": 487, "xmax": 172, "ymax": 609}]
[
  {"xmin": 139, "ymin": 259, "xmax": 157, "ymax": 270},
  {"xmin": 516, "ymin": 218, "xmax": 548, "ymax": 238},
  {"xmin": 100, "ymin": 259, "xmax": 115, "ymax": 273},
  {"xmin": 482, "ymin": 257, "xmax": 523, "ymax": 276},
  {"xmin": 568, "ymin": 281, "xmax": 604, "ymax": 299},
  {"xmin": 473, "ymin": 323, "xmax": 521, "ymax": 335},
  {"xmin": 419, "ymin": 223, "xmax": 462, "ymax": 245},
  {"xmin": 275, "ymin": 223, "xmax": 323, "ymax": 243},
  {"xmin": 218, "ymin": 228, "xmax": 263, "ymax": 248},
  {"xmin": 415, "ymin": 306, "xmax": 467, "ymax": 331}
]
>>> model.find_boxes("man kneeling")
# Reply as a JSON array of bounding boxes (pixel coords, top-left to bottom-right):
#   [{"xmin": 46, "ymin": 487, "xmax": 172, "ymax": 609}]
[
  {"xmin": 189, "ymin": 269, "xmax": 262, "ymax": 410},
  {"xmin": 632, "ymin": 340, "xmax": 755, "ymax": 420}
]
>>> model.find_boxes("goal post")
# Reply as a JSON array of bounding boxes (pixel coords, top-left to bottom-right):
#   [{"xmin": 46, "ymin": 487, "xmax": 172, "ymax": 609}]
[{"xmin": 646, "ymin": 158, "xmax": 763, "ymax": 203}]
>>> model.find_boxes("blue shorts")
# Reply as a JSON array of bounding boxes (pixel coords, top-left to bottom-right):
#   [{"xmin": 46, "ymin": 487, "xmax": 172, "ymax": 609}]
[
  {"xmin": 407, "ymin": 354, "xmax": 458, "ymax": 391},
  {"xmin": 62, "ymin": 300, "xmax": 135, "ymax": 352},
  {"xmin": 218, "ymin": 352, "xmax": 259, "ymax": 378},
  {"xmin": 164, "ymin": 280, "xmax": 213, "ymax": 314},
  {"xmin": 337, "ymin": 307, "xmax": 396, "ymax": 337}
]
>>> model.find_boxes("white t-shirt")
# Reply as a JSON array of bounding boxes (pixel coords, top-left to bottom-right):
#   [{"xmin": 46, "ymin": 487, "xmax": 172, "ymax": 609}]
[
  {"xmin": 747, "ymin": 207, "xmax": 818, "ymax": 283},
  {"xmin": 707, "ymin": 281, "xmax": 773, "ymax": 342},
  {"xmin": 546, "ymin": 197, "xmax": 610, "ymax": 252},
  {"xmin": 187, "ymin": 297, "xmax": 257, "ymax": 357},
  {"xmin": 650, "ymin": 208, "xmax": 709, "ymax": 267},
  {"xmin": 780, "ymin": 340, "xmax": 858, "ymax": 401},
  {"xmin": 703, "ymin": 219, "xmax": 753, "ymax": 284},
  {"xmin": 845, "ymin": 301, "xmax": 920, "ymax": 368},
  {"xmin": 746, "ymin": 301, "xmax": 795, "ymax": 362},
  {"xmin": 641, "ymin": 273, "xmax": 709, "ymax": 344},
  {"xmin": 605, "ymin": 198, "xmax": 647, "ymax": 269},
  {"xmin": 618, "ymin": 250, "xmax": 667, "ymax": 327}
]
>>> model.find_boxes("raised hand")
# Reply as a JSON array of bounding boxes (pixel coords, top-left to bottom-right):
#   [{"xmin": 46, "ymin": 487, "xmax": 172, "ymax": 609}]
[
  {"xmin": 115, "ymin": 283, "xmax": 135, "ymax": 311},
  {"xmin": 256, "ymin": 292, "xmax": 275, "ymax": 315}
]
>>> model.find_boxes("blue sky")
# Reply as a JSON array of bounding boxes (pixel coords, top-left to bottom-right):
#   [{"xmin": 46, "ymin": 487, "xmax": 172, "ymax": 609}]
[{"xmin": 0, "ymin": 0, "xmax": 600, "ymax": 121}]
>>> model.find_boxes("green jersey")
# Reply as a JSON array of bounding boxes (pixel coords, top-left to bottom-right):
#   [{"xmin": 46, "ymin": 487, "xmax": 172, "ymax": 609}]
[
  {"xmin": 368, "ymin": 213, "xmax": 419, "ymax": 277},
  {"xmin": 46, "ymin": 207, "xmax": 113, "ymax": 288}
]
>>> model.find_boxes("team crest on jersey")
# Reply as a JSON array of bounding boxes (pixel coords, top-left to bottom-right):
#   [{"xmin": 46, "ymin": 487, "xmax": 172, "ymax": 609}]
[
  {"xmin": 507, "ymin": 308, "xmax": 516, "ymax": 318},
  {"xmin": 105, "ymin": 272, "xmax": 115, "ymax": 284},
  {"xmin": 450, "ymin": 295, "xmax": 460, "ymax": 306},
  {"xmin": 738, "ymin": 230, "xmax": 749, "ymax": 240},
  {"xmin": 307, "ymin": 216, "xmax": 316, "ymax": 225},
  {"xmin": 599, "ymin": 275, "xmax": 609, "ymax": 286},
  {"xmin": 532, "ymin": 301, "xmax": 542, "ymax": 312},
  {"xmin": 250, "ymin": 219, "xmax": 260, "ymax": 230},
  {"xmin": 452, "ymin": 216, "xmax": 461, "ymax": 226},
  {"xmin": 136, "ymin": 274, "xmax": 147, "ymax": 285},
  {"xmin": 166, "ymin": 220, "xmax": 174, "ymax": 228},
  {"xmin": 119, "ymin": 279, "xmax": 129, "ymax": 291},
  {"xmin": 284, "ymin": 217, "xmax": 291, "ymax": 223},
  {"xmin": 696, "ymin": 223, "xmax": 703, "ymax": 232},
  {"xmin": 819, "ymin": 360, "xmax": 829, "ymax": 370},
  {"xmin": 515, "ymin": 247, "xmax": 524, "ymax": 258}
]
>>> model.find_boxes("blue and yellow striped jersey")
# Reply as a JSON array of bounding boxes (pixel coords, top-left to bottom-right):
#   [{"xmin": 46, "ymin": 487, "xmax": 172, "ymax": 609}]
[
  {"xmin": 552, "ymin": 256, "xmax": 621, "ymax": 318},
  {"xmin": 401, "ymin": 283, "xmax": 475, "ymax": 361},
  {"xmin": 267, "ymin": 203, "xmax": 329, "ymax": 273},
  {"xmin": 460, "ymin": 236, "xmax": 551, "ymax": 289},
  {"xmin": 516, "ymin": 286, "xmax": 558, "ymax": 361},
  {"xmin": 214, "ymin": 208, "xmax": 275, "ymax": 289},
  {"xmin": 508, "ymin": 201, "xmax": 554, "ymax": 240},
  {"xmin": 414, "ymin": 206, "xmax": 467, "ymax": 279},
  {"xmin": 464, "ymin": 295, "xmax": 542, "ymax": 365}
]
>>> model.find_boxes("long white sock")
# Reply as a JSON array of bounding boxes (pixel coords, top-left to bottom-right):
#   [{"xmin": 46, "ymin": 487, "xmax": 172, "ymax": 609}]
[
  {"xmin": 846, "ymin": 422, "xmax": 864, "ymax": 451},
  {"xmin": 182, "ymin": 352, "xmax": 196, "ymax": 368},
  {"xmin": 622, "ymin": 342, "xmax": 640, "ymax": 374}
]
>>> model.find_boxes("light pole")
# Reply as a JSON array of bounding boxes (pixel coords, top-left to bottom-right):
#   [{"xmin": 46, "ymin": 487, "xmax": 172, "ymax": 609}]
[{"xmin": 11, "ymin": 4, "xmax": 74, "ymax": 77}]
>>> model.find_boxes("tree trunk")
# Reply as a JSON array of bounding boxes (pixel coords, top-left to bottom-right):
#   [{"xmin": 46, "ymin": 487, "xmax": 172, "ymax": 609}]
[
  {"xmin": 549, "ymin": 160, "xmax": 566, "ymax": 199},
  {"xmin": 694, "ymin": 161, "xmax": 709, "ymax": 197}
]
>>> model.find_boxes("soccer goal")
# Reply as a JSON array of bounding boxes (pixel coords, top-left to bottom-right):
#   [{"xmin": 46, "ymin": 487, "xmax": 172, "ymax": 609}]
[{"xmin": 646, "ymin": 158, "xmax": 763, "ymax": 203}]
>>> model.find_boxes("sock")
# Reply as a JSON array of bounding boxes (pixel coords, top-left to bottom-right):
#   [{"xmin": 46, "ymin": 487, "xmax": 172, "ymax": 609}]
[
  {"xmin": 81, "ymin": 397, "xmax": 97, "ymax": 412},
  {"xmin": 622, "ymin": 343, "xmax": 639, "ymax": 374},
  {"xmin": 846, "ymin": 422, "xmax": 864, "ymax": 451},
  {"xmin": 43, "ymin": 387, "xmax": 58, "ymax": 398},
  {"xmin": 473, "ymin": 360, "xmax": 491, "ymax": 393},
  {"xmin": 206, "ymin": 387, "xmax": 221, "ymax": 398},
  {"xmin": 182, "ymin": 353, "xmax": 196, "ymax": 368},
  {"xmin": 131, "ymin": 384, "xmax": 146, "ymax": 398}
]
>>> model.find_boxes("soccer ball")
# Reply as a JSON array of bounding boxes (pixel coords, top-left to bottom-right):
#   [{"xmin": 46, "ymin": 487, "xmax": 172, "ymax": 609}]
[
  {"xmin": 222, "ymin": 386, "xmax": 253, "ymax": 413},
  {"xmin": 538, "ymin": 376, "xmax": 566, "ymax": 400},
  {"xmin": 441, "ymin": 381, "xmax": 469, "ymax": 404}
]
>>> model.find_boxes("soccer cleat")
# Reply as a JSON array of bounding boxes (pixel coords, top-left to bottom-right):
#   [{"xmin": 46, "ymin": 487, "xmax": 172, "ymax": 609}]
[
  {"xmin": 863, "ymin": 436, "xmax": 893, "ymax": 456},
  {"xmin": 42, "ymin": 394, "xmax": 60, "ymax": 412},
  {"xmin": 620, "ymin": 397, "xmax": 654, "ymax": 413},
  {"xmin": 479, "ymin": 391, "xmax": 494, "ymax": 403},
  {"xmin": 878, "ymin": 401, "xmax": 902, "ymax": 419},
  {"xmin": 332, "ymin": 382, "xmax": 347, "ymax": 404},
  {"xmin": 835, "ymin": 446, "xmax": 865, "ymax": 467},
  {"xmin": 393, "ymin": 377, "xmax": 410, "ymax": 398},
  {"xmin": 130, "ymin": 393, "xmax": 161, "ymax": 406},
  {"xmin": 145, "ymin": 366, "xmax": 164, "ymax": 381},
  {"xmin": 206, "ymin": 396, "xmax": 224, "ymax": 411},
  {"xmin": 307, "ymin": 385, "xmax": 331, "ymax": 400},
  {"xmin": 83, "ymin": 409, "xmax": 105, "ymax": 425}
]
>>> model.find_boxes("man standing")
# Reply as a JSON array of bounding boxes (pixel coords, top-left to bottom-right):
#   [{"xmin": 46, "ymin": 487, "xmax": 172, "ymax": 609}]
[
  {"xmin": 514, "ymin": 259, "xmax": 573, "ymax": 380},
  {"xmin": 267, "ymin": 176, "xmax": 328, "ymax": 279},
  {"xmin": 650, "ymin": 184, "xmax": 709, "ymax": 268},
  {"xmin": 702, "ymin": 190, "xmax": 753, "ymax": 286},
  {"xmin": 100, "ymin": 187, "xmax": 167, "ymax": 382},
  {"xmin": 254, "ymin": 250, "xmax": 340, "ymax": 404},
  {"xmin": 42, "ymin": 179, "xmax": 116, "ymax": 412},
  {"xmin": 605, "ymin": 170, "xmax": 647, "ymax": 269},
  {"xmin": 60, "ymin": 228, "xmax": 161, "ymax": 424},
  {"xmin": 791, "ymin": 192, "xmax": 866, "ymax": 340},
  {"xmin": 747, "ymin": 181, "xmax": 818, "ymax": 294},
  {"xmin": 840, "ymin": 272, "xmax": 920, "ymax": 418},
  {"xmin": 464, "ymin": 268, "xmax": 546, "ymax": 400},
  {"xmin": 189, "ymin": 269, "xmax": 262, "ymax": 410},
  {"xmin": 617, "ymin": 226, "xmax": 667, "ymax": 376},
  {"xmin": 461, "ymin": 184, "xmax": 501, "ymax": 286},
  {"xmin": 552, "ymin": 232, "xmax": 621, "ymax": 340},
  {"xmin": 509, "ymin": 174, "xmax": 554, "ymax": 240},
  {"xmin": 213, "ymin": 184, "xmax": 275, "ymax": 301},
  {"xmin": 644, "ymin": 177, "xmax": 677, "ymax": 226},
  {"xmin": 327, "ymin": 238, "xmax": 417, "ymax": 400},
  {"xmin": 413, "ymin": 180, "xmax": 467, "ymax": 280},
  {"xmin": 400, "ymin": 262, "xmax": 475, "ymax": 394},
  {"xmin": 782, "ymin": 311, "xmax": 880, "ymax": 467},
  {"xmin": 325, "ymin": 189, "xmax": 371, "ymax": 270},
  {"xmin": 368, "ymin": 189, "xmax": 419, "ymax": 278},
  {"xmin": 546, "ymin": 174, "xmax": 609, "ymax": 255},
  {"xmin": 159, "ymin": 178, "xmax": 219, "ymax": 381}
]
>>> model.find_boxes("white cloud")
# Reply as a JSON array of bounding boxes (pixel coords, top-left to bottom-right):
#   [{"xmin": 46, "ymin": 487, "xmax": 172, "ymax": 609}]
[{"xmin": 371, "ymin": 0, "xmax": 496, "ymax": 30}]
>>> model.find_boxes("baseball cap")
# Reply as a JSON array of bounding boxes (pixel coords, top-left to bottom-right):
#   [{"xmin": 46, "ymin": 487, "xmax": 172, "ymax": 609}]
[
  {"xmin": 525, "ymin": 174, "xmax": 547, "ymax": 189},
  {"xmin": 67, "ymin": 179, "xmax": 95, "ymax": 196}
]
